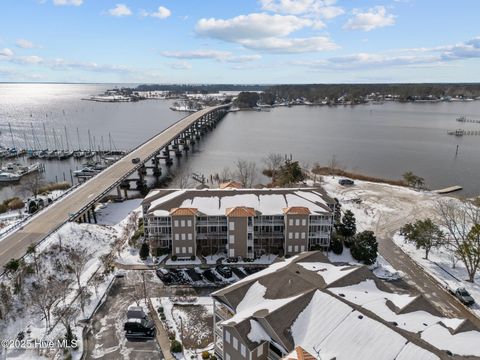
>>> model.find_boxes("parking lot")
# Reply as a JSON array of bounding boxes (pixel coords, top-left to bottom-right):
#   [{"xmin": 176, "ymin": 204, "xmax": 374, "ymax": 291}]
[{"xmin": 84, "ymin": 271, "xmax": 163, "ymax": 360}]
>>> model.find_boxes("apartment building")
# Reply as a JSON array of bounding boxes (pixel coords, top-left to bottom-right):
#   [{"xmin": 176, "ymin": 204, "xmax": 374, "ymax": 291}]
[
  {"xmin": 142, "ymin": 187, "xmax": 335, "ymax": 258},
  {"xmin": 211, "ymin": 251, "xmax": 480, "ymax": 360}
]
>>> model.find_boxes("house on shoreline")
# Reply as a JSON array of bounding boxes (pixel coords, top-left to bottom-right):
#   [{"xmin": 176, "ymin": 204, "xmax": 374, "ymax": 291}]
[
  {"xmin": 141, "ymin": 187, "xmax": 335, "ymax": 259},
  {"xmin": 211, "ymin": 251, "xmax": 480, "ymax": 360}
]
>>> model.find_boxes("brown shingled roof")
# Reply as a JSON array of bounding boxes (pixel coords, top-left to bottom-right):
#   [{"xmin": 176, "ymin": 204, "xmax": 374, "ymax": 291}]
[
  {"xmin": 220, "ymin": 180, "xmax": 243, "ymax": 189},
  {"xmin": 226, "ymin": 207, "xmax": 256, "ymax": 217},
  {"xmin": 283, "ymin": 207, "xmax": 311, "ymax": 215},
  {"xmin": 284, "ymin": 346, "xmax": 317, "ymax": 360},
  {"xmin": 170, "ymin": 207, "xmax": 198, "ymax": 216}
]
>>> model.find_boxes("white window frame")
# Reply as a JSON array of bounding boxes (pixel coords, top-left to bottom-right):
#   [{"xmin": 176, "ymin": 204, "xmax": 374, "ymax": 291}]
[
  {"xmin": 229, "ymin": 221, "xmax": 235, "ymax": 231},
  {"xmin": 233, "ymin": 337, "xmax": 238, "ymax": 350},
  {"xmin": 175, "ymin": 247, "xmax": 180, "ymax": 253},
  {"xmin": 295, "ymin": 219, "xmax": 300, "ymax": 226},
  {"xmin": 182, "ymin": 246, "xmax": 186, "ymax": 253},
  {"xmin": 241, "ymin": 344, "xmax": 246, "ymax": 357},
  {"xmin": 288, "ymin": 232, "xmax": 293, "ymax": 239},
  {"xmin": 302, "ymin": 219, "xmax": 307, "ymax": 226},
  {"xmin": 257, "ymin": 345, "xmax": 263, "ymax": 357},
  {"xmin": 229, "ymin": 235, "xmax": 235, "ymax": 244},
  {"xmin": 174, "ymin": 220, "xmax": 179, "ymax": 227},
  {"xmin": 288, "ymin": 219, "xmax": 293, "ymax": 226},
  {"xmin": 180, "ymin": 220, "xmax": 185, "ymax": 227},
  {"xmin": 181, "ymin": 233, "xmax": 186, "ymax": 241},
  {"xmin": 187, "ymin": 219, "xmax": 192, "ymax": 227},
  {"xmin": 301, "ymin": 245, "xmax": 305, "ymax": 252},
  {"xmin": 229, "ymin": 249, "xmax": 235, "ymax": 257},
  {"xmin": 188, "ymin": 233, "xmax": 193, "ymax": 240},
  {"xmin": 226, "ymin": 353, "xmax": 231, "ymax": 360},
  {"xmin": 301, "ymin": 232, "xmax": 306, "ymax": 239},
  {"xmin": 174, "ymin": 234, "xmax": 179, "ymax": 241},
  {"xmin": 294, "ymin": 245, "xmax": 299, "ymax": 252},
  {"xmin": 295, "ymin": 232, "xmax": 299, "ymax": 239},
  {"xmin": 188, "ymin": 246, "xmax": 193, "ymax": 253},
  {"xmin": 288, "ymin": 245, "xmax": 292, "ymax": 252},
  {"xmin": 225, "ymin": 331, "xmax": 231, "ymax": 344}
]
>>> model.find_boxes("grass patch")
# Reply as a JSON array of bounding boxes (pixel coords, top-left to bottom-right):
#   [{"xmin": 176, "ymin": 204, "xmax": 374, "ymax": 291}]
[
  {"xmin": 39, "ymin": 181, "xmax": 71, "ymax": 194},
  {"xmin": 312, "ymin": 166, "xmax": 406, "ymax": 187}
]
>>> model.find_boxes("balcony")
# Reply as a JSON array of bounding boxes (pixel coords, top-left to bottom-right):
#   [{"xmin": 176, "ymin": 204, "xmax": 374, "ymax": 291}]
[
  {"xmin": 309, "ymin": 232, "xmax": 330, "ymax": 238},
  {"xmin": 309, "ymin": 220, "xmax": 332, "ymax": 226},
  {"xmin": 197, "ymin": 232, "xmax": 228, "ymax": 240}
]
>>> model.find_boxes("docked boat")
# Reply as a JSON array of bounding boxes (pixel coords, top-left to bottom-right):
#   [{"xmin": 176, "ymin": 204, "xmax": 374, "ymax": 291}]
[
  {"xmin": 73, "ymin": 150, "xmax": 85, "ymax": 159},
  {"xmin": 73, "ymin": 167, "xmax": 98, "ymax": 177},
  {"xmin": 456, "ymin": 115, "xmax": 467, "ymax": 122},
  {"xmin": 0, "ymin": 172, "xmax": 21, "ymax": 183}
]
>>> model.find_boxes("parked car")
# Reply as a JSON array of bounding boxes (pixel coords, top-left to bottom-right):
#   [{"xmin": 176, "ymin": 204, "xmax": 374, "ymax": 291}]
[
  {"xmin": 124, "ymin": 318, "xmax": 155, "ymax": 338},
  {"xmin": 114, "ymin": 269, "xmax": 126, "ymax": 278},
  {"xmin": 453, "ymin": 287, "xmax": 475, "ymax": 306},
  {"xmin": 216, "ymin": 265, "xmax": 232, "ymax": 278},
  {"xmin": 127, "ymin": 306, "xmax": 147, "ymax": 320},
  {"xmin": 131, "ymin": 157, "xmax": 140, "ymax": 164},
  {"xmin": 338, "ymin": 178, "xmax": 355, "ymax": 186}
]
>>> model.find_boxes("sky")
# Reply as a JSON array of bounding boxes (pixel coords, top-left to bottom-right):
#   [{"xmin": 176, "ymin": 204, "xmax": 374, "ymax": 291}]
[{"xmin": 0, "ymin": 0, "xmax": 479, "ymax": 84}]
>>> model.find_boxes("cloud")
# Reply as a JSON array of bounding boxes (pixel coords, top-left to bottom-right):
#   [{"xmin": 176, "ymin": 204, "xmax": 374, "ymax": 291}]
[
  {"xmin": 0, "ymin": 48, "xmax": 14, "ymax": 57},
  {"xmin": 259, "ymin": 0, "xmax": 344, "ymax": 19},
  {"xmin": 161, "ymin": 49, "xmax": 262, "ymax": 63},
  {"xmin": 12, "ymin": 55, "xmax": 44, "ymax": 64},
  {"xmin": 167, "ymin": 61, "xmax": 192, "ymax": 70},
  {"xmin": 50, "ymin": 58, "xmax": 134, "ymax": 73},
  {"xmin": 195, "ymin": 13, "xmax": 337, "ymax": 53},
  {"xmin": 53, "ymin": 0, "xmax": 82, "ymax": 6},
  {"xmin": 290, "ymin": 37, "xmax": 480, "ymax": 71},
  {"xmin": 108, "ymin": 4, "xmax": 132, "ymax": 17},
  {"xmin": 344, "ymin": 6, "xmax": 395, "ymax": 31},
  {"xmin": 151, "ymin": 6, "xmax": 171, "ymax": 19},
  {"xmin": 15, "ymin": 39, "xmax": 39, "ymax": 49}
]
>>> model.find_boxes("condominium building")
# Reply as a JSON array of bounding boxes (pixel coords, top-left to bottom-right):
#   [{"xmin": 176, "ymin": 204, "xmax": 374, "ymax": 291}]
[
  {"xmin": 211, "ymin": 251, "xmax": 480, "ymax": 360},
  {"xmin": 142, "ymin": 187, "xmax": 335, "ymax": 258}
]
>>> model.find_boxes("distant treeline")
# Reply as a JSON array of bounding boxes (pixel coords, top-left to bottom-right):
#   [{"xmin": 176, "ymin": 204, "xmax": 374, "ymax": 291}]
[
  {"xmin": 261, "ymin": 83, "xmax": 480, "ymax": 103},
  {"xmin": 134, "ymin": 84, "xmax": 267, "ymax": 93}
]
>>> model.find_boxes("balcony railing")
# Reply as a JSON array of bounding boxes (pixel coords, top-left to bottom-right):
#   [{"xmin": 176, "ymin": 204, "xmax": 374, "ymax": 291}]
[{"xmin": 197, "ymin": 233, "xmax": 228, "ymax": 240}]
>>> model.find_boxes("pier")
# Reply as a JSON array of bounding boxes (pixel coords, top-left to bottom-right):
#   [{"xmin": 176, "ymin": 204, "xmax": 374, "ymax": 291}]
[
  {"xmin": 0, "ymin": 104, "xmax": 230, "ymax": 272},
  {"xmin": 447, "ymin": 129, "xmax": 480, "ymax": 136},
  {"xmin": 434, "ymin": 185, "xmax": 463, "ymax": 194}
]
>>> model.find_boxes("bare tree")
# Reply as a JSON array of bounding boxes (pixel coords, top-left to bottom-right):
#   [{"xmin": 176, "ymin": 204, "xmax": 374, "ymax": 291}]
[
  {"xmin": 219, "ymin": 167, "xmax": 232, "ymax": 183},
  {"xmin": 66, "ymin": 247, "xmax": 90, "ymax": 292},
  {"xmin": 91, "ymin": 272, "xmax": 105, "ymax": 298},
  {"xmin": 0, "ymin": 283, "xmax": 13, "ymax": 321},
  {"xmin": 437, "ymin": 199, "xmax": 480, "ymax": 282},
  {"xmin": 174, "ymin": 166, "xmax": 194, "ymax": 188},
  {"xmin": 328, "ymin": 155, "xmax": 339, "ymax": 178},
  {"xmin": 78, "ymin": 286, "xmax": 91, "ymax": 316},
  {"xmin": 129, "ymin": 283, "xmax": 144, "ymax": 306},
  {"xmin": 30, "ymin": 276, "xmax": 63, "ymax": 329},
  {"xmin": 53, "ymin": 305, "xmax": 79, "ymax": 331},
  {"xmin": 263, "ymin": 153, "xmax": 283, "ymax": 182},
  {"xmin": 20, "ymin": 172, "xmax": 45, "ymax": 199},
  {"xmin": 234, "ymin": 159, "xmax": 258, "ymax": 188}
]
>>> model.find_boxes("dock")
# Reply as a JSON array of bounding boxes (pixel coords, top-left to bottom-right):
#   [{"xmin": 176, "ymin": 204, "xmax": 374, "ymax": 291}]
[{"xmin": 434, "ymin": 186, "xmax": 463, "ymax": 194}]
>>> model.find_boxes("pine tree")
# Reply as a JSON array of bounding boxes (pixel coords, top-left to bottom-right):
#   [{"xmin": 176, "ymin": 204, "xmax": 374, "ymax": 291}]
[
  {"xmin": 351, "ymin": 231, "xmax": 378, "ymax": 265},
  {"xmin": 139, "ymin": 242, "xmax": 150, "ymax": 260}
]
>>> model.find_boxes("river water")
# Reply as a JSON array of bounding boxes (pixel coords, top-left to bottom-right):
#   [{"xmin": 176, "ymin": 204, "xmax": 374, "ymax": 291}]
[{"xmin": 1, "ymin": 83, "xmax": 480, "ymax": 199}]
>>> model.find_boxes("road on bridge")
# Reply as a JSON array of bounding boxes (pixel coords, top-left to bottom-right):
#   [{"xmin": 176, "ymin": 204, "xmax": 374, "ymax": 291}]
[{"xmin": 0, "ymin": 105, "xmax": 228, "ymax": 272}]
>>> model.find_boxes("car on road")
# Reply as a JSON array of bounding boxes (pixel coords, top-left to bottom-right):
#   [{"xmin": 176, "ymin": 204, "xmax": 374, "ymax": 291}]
[
  {"xmin": 127, "ymin": 306, "xmax": 147, "ymax": 320},
  {"xmin": 339, "ymin": 178, "xmax": 355, "ymax": 186},
  {"xmin": 453, "ymin": 287, "xmax": 475, "ymax": 306},
  {"xmin": 124, "ymin": 318, "xmax": 156, "ymax": 338},
  {"xmin": 131, "ymin": 157, "xmax": 141, "ymax": 164}
]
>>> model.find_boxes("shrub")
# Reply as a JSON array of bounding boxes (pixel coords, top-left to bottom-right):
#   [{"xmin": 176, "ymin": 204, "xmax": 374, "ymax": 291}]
[
  {"xmin": 139, "ymin": 242, "xmax": 150, "ymax": 260},
  {"xmin": 190, "ymin": 255, "xmax": 196, "ymax": 261},
  {"xmin": 170, "ymin": 340, "xmax": 183, "ymax": 353},
  {"xmin": 285, "ymin": 254, "xmax": 291, "ymax": 259},
  {"xmin": 351, "ymin": 231, "xmax": 378, "ymax": 265},
  {"xmin": 171, "ymin": 255, "xmax": 177, "ymax": 261},
  {"xmin": 330, "ymin": 238, "xmax": 343, "ymax": 255},
  {"xmin": 4, "ymin": 258, "xmax": 20, "ymax": 273},
  {"xmin": 7, "ymin": 198, "xmax": 24, "ymax": 210},
  {"xmin": 202, "ymin": 351, "xmax": 210, "ymax": 359},
  {"xmin": 211, "ymin": 356, "xmax": 217, "ymax": 360},
  {"xmin": 0, "ymin": 204, "xmax": 7, "ymax": 214}
]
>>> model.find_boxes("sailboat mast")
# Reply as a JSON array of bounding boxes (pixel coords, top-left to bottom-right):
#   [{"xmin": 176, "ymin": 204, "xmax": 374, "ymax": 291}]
[
  {"xmin": 77, "ymin": 127, "xmax": 81, "ymax": 150},
  {"xmin": 64, "ymin": 126, "xmax": 70, "ymax": 151},
  {"xmin": 8, "ymin": 122, "xmax": 16, "ymax": 149},
  {"xmin": 43, "ymin": 123, "xmax": 49, "ymax": 149}
]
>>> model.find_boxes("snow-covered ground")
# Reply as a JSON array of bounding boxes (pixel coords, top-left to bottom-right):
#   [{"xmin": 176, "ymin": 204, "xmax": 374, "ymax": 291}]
[
  {"xmin": 95, "ymin": 198, "xmax": 143, "ymax": 225},
  {"xmin": 152, "ymin": 296, "xmax": 214, "ymax": 360},
  {"xmin": 321, "ymin": 176, "xmax": 480, "ymax": 317},
  {"xmin": 0, "ymin": 198, "xmax": 141, "ymax": 359}
]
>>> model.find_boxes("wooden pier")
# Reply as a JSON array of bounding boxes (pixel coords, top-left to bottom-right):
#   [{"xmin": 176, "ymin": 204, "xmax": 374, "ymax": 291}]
[
  {"xmin": 434, "ymin": 186, "xmax": 463, "ymax": 194},
  {"xmin": 447, "ymin": 129, "xmax": 480, "ymax": 136}
]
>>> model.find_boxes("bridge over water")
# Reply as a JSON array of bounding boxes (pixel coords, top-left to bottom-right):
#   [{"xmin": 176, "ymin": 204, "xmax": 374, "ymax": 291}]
[{"xmin": 0, "ymin": 104, "xmax": 230, "ymax": 271}]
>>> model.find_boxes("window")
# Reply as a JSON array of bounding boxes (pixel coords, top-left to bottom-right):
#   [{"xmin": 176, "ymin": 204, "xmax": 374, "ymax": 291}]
[
  {"xmin": 229, "ymin": 222, "xmax": 235, "ymax": 231},
  {"xmin": 182, "ymin": 246, "xmax": 186, "ymax": 253},
  {"xmin": 188, "ymin": 246, "xmax": 192, "ymax": 253},
  {"xmin": 175, "ymin": 247, "xmax": 180, "ymax": 253},
  {"xmin": 180, "ymin": 220, "xmax": 185, "ymax": 227},
  {"xmin": 301, "ymin": 245, "xmax": 305, "ymax": 252},
  {"xmin": 229, "ymin": 235, "xmax": 235, "ymax": 244},
  {"xmin": 229, "ymin": 249, "xmax": 235, "ymax": 257},
  {"xmin": 302, "ymin": 219, "xmax": 307, "ymax": 226},
  {"xmin": 294, "ymin": 245, "xmax": 299, "ymax": 252},
  {"xmin": 225, "ymin": 354, "xmax": 231, "ymax": 360},
  {"xmin": 288, "ymin": 219, "xmax": 293, "ymax": 226},
  {"xmin": 257, "ymin": 345, "xmax": 263, "ymax": 357},
  {"xmin": 225, "ymin": 331, "xmax": 231, "ymax": 344},
  {"xmin": 188, "ymin": 233, "xmax": 193, "ymax": 240},
  {"xmin": 174, "ymin": 234, "xmax": 179, "ymax": 241},
  {"xmin": 301, "ymin": 232, "xmax": 306, "ymax": 239},
  {"xmin": 241, "ymin": 344, "xmax": 246, "ymax": 357},
  {"xmin": 174, "ymin": 220, "xmax": 179, "ymax": 227},
  {"xmin": 181, "ymin": 233, "xmax": 186, "ymax": 241},
  {"xmin": 288, "ymin": 232, "xmax": 293, "ymax": 239},
  {"xmin": 288, "ymin": 245, "xmax": 292, "ymax": 252},
  {"xmin": 295, "ymin": 219, "xmax": 300, "ymax": 226},
  {"xmin": 295, "ymin": 232, "xmax": 299, "ymax": 239},
  {"xmin": 233, "ymin": 337, "xmax": 238, "ymax": 350},
  {"xmin": 187, "ymin": 220, "xmax": 192, "ymax": 227}
]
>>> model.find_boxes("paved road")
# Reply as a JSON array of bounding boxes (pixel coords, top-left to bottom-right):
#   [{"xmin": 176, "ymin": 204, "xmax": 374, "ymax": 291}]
[{"xmin": 0, "ymin": 105, "xmax": 227, "ymax": 271}]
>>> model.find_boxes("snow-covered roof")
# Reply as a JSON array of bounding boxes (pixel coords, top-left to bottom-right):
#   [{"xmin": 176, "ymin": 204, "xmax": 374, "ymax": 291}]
[
  {"xmin": 145, "ymin": 188, "xmax": 333, "ymax": 216},
  {"xmin": 212, "ymin": 251, "xmax": 480, "ymax": 359}
]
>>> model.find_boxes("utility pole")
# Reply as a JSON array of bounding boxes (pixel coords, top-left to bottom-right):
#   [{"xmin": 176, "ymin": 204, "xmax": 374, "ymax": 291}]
[{"xmin": 142, "ymin": 271, "xmax": 148, "ymax": 306}]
